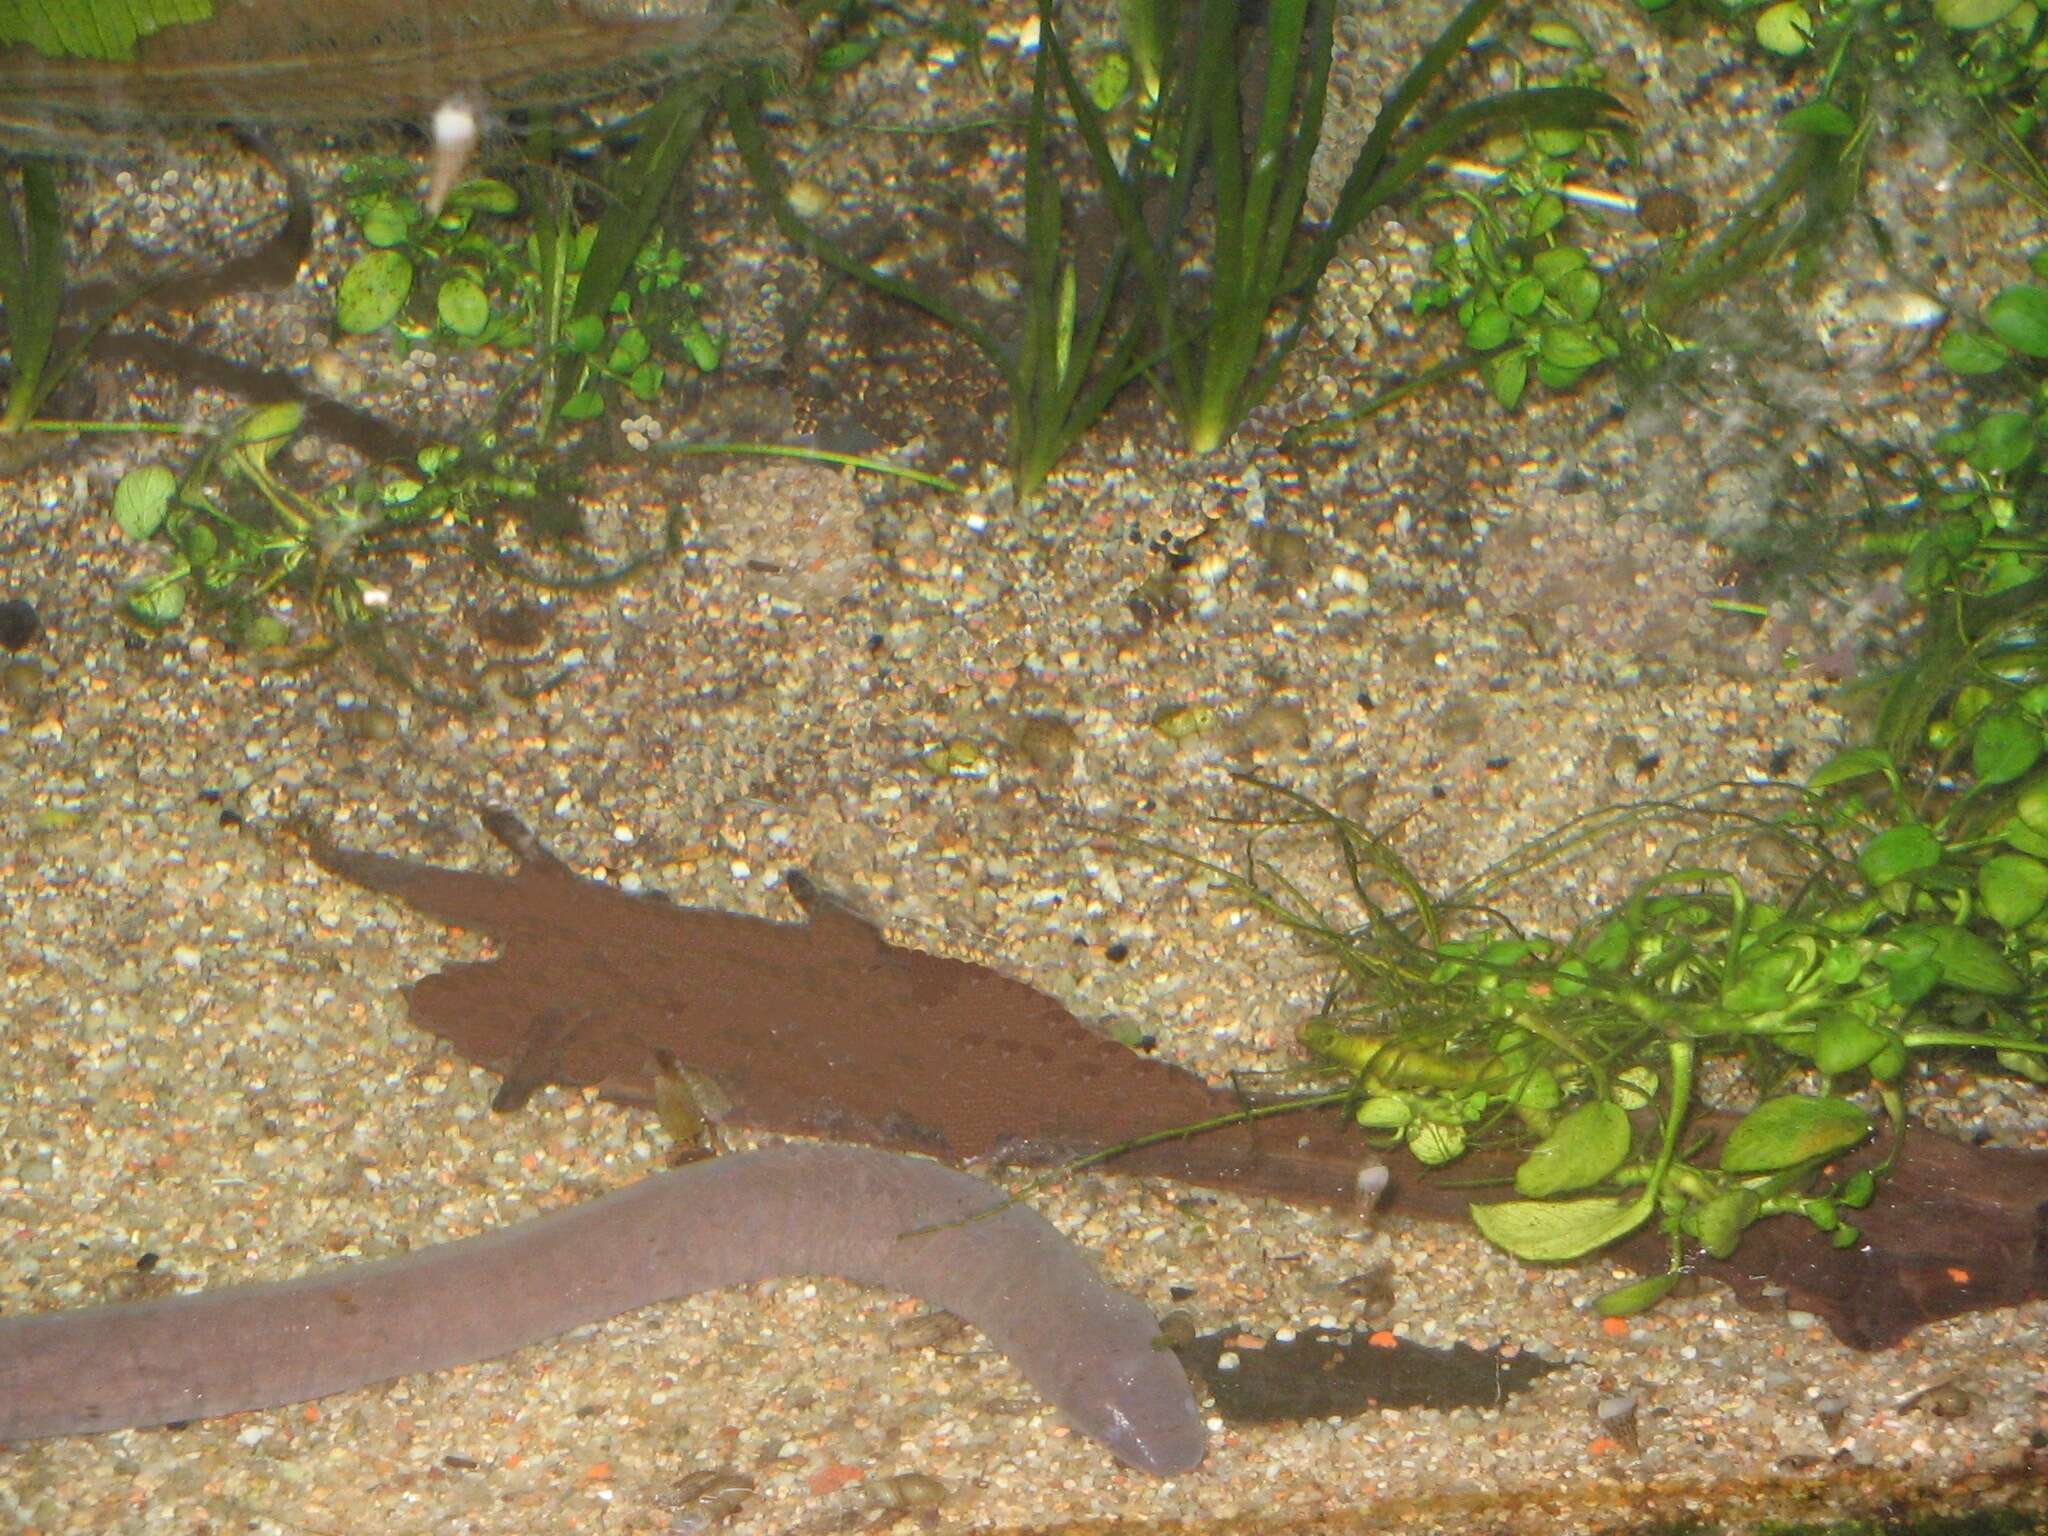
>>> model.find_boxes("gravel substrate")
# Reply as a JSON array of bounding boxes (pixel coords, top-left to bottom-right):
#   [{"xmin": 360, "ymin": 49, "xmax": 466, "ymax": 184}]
[{"xmin": 3, "ymin": 0, "xmax": 2044, "ymax": 1531}]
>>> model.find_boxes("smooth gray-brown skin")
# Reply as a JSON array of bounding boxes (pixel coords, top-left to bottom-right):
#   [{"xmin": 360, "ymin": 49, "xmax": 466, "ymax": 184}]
[{"xmin": 0, "ymin": 1145, "xmax": 1205, "ymax": 1475}]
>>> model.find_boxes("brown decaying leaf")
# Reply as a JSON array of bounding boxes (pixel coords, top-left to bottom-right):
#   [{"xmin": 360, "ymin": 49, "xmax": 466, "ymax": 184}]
[{"xmin": 298, "ymin": 810, "xmax": 2048, "ymax": 1351}]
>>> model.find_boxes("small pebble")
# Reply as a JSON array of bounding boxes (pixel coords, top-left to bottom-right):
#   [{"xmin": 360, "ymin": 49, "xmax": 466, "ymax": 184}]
[
  {"xmin": 1917, "ymin": 1383, "xmax": 1977, "ymax": 1419},
  {"xmin": 347, "ymin": 702, "xmax": 400, "ymax": 742},
  {"xmin": 868, "ymin": 1471, "xmax": 948, "ymax": 1509},
  {"xmin": 0, "ymin": 597, "xmax": 40, "ymax": 651},
  {"xmin": 1636, "ymin": 185, "xmax": 1699, "ymax": 234},
  {"xmin": 1815, "ymin": 1395, "xmax": 1850, "ymax": 1437},
  {"xmin": 1013, "ymin": 712, "xmax": 1080, "ymax": 776},
  {"xmin": 3, "ymin": 657, "xmax": 43, "ymax": 709}
]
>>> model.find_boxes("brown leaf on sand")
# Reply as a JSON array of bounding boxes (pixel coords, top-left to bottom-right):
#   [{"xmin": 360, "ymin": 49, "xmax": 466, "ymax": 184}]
[{"xmin": 299, "ymin": 810, "xmax": 2047, "ymax": 1351}]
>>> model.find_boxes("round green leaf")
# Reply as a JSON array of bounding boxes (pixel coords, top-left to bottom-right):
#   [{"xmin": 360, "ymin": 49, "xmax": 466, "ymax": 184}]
[
  {"xmin": 1974, "ymin": 710, "xmax": 2044, "ymax": 783},
  {"xmin": 1355, "ymin": 1095, "xmax": 1412, "ymax": 1130},
  {"xmin": 627, "ymin": 359, "xmax": 664, "ymax": 402},
  {"xmin": 336, "ymin": 248, "xmax": 414, "ymax": 334},
  {"xmin": 355, "ymin": 194, "xmax": 411, "ymax": 248},
  {"xmin": 1408, "ymin": 1120, "xmax": 1467, "ymax": 1165},
  {"xmin": 445, "ymin": 178, "xmax": 519, "ymax": 215},
  {"xmin": 1719, "ymin": 1095, "xmax": 1872, "ymax": 1174},
  {"xmin": 1690, "ymin": 1188, "xmax": 1761, "ymax": 1259},
  {"xmin": 231, "ymin": 400, "xmax": 304, "ymax": 448},
  {"xmin": 1471, "ymin": 1189, "xmax": 1656, "ymax": 1262},
  {"xmin": 1611, "ymin": 1065, "xmax": 1658, "ymax": 1110},
  {"xmin": 127, "ymin": 579, "xmax": 186, "ymax": 625},
  {"xmin": 1595, "ymin": 1270, "xmax": 1685, "ymax": 1317},
  {"xmin": 1502, "ymin": 274, "xmax": 1546, "ymax": 318},
  {"xmin": 1923, "ymin": 923, "xmax": 2022, "ymax": 995},
  {"xmin": 1967, "ymin": 411, "xmax": 2037, "ymax": 475},
  {"xmin": 1983, "ymin": 853, "xmax": 2048, "ymax": 928},
  {"xmin": 1514, "ymin": 1099, "xmax": 1631, "ymax": 1197},
  {"xmin": 1985, "ymin": 285, "xmax": 2048, "ymax": 359},
  {"xmin": 1755, "ymin": 1, "xmax": 1814, "ymax": 53},
  {"xmin": 608, "ymin": 326, "xmax": 651, "ymax": 372},
  {"xmin": 1523, "ymin": 192, "xmax": 1566, "ymax": 239},
  {"xmin": 1466, "ymin": 305, "xmax": 1513, "ymax": 351},
  {"xmin": 2018, "ymin": 773, "xmax": 2048, "ymax": 835},
  {"xmin": 1808, "ymin": 745, "xmax": 1897, "ymax": 790},
  {"xmin": 1934, "ymin": 0, "xmax": 2021, "ymax": 27},
  {"xmin": 1488, "ymin": 350, "xmax": 1530, "ymax": 409},
  {"xmin": 1941, "ymin": 329, "xmax": 2012, "ymax": 375},
  {"xmin": 1088, "ymin": 51, "xmax": 1131, "ymax": 110},
  {"xmin": 436, "ymin": 275, "xmax": 490, "ymax": 337},
  {"xmin": 113, "ymin": 465, "xmax": 176, "ymax": 539},
  {"xmin": 1857, "ymin": 823, "xmax": 1942, "ymax": 885},
  {"xmin": 681, "ymin": 324, "xmax": 722, "ymax": 372},
  {"xmin": 562, "ymin": 314, "xmax": 606, "ymax": 354},
  {"xmin": 1551, "ymin": 267, "xmax": 1602, "ymax": 322},
  {"xmin": 557, "ymin": 388, "xmax": 606, "ymax": 422},
  {"xmin": 1530, "ymin": 246, "xmax": 1588, "ymax": 281},
  {"xmin": 1778, "ymin": 100, "xmax": 1856, "ymax": 136},
  {"xmin": 1530, "ymin": 18, "xmax": 1589, "ymax": 50},
  {"xmin": 1811, "ymin": 1012, "xmax": 1889, "ymax": 1074},
  {"xmin": 1539, "ymin": 322, "xmax": 1606, "ymax": 369}
]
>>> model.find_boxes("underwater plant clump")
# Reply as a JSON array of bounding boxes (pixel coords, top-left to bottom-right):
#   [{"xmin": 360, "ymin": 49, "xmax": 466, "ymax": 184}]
[{"xmin": 1195, "ymin": 767, "xmax": 2048, "ymax": 1316}]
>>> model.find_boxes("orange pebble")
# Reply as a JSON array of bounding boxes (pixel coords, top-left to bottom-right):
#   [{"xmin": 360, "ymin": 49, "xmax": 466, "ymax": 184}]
[
  {"xmin": 1367, "ymin": 1330, "xmax": 1399, "ymax": 1348},
  {"xmin": 1588, "ymin": 1435, "xmax": 1623, "ymax": 1457},
  {"xmin": 1946, "ymin": 1267, "xmax": 1971, "ymax": 1284},
  {"xmin": 583, "ymin": 1462, "xmax": 612, "ymax": 1483},
  {"xmin": 1600, "ymin": 1316, "xmax": 1630, "ymax": 1338},
  {"xmin": 808, "ymin": 1464, "xmax": 864, "ymax": 1497}
]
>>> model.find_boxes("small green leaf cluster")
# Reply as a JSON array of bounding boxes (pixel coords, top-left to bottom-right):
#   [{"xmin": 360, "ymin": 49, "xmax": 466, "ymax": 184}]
[
  {"xmin": 1401, "ymin": 25, "xmax": 1641, "ymax": 411},
  {"xmin": 1412, "ymin": 194, "xmax": 1619, "ymax": 409},
  {"xmin": 1280, "ymin": 734, "xmax": 2048, "ymax": 1308},
  {"xmin": 552, "ymin": 233, "xmax": 719, "ymax": 421},
  {"xmin": 106, "ymin": 402, "xmax": 534, "ymax": 649},
  {"xmin": 336, "ymin": 160, "xmax": 529, "ymax": 344},
  {"xmin": 1651, "ymin": 0, "xmax": 2044, "ymax": 142},
  {"xmin": 1921, "ymin": 263, "xmax": 2048, "ymax": 565},
  {"xmin": 333, "ymin": 158, "xmax": 720, "ymax": 427}
]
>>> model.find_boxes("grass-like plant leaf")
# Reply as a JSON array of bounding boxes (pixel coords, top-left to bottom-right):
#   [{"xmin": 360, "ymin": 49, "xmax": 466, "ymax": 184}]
[
  {"xmin": 0, "ymin": 158, "xmax": 62, "ymax": 431},
  {"xmin": 1049, "ymin": 0, "xmax": 1627, "ymax": 452}
]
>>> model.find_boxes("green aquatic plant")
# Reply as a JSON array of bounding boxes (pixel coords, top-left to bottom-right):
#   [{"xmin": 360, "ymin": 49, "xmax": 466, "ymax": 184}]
[
  {"xmin": 0, "ymin": 157, "xmax": 65, "ymax": 434},
  {"xmin": 1862, "ymin": 256, "xmax": 2048, "ymax": 763},
  {"xmin": 727, "ymin": 0, "xmax": 1621, "ymax": 495},
  {"xmin": 1070, "ymin": 0, "xmax": 1624, "ymax": 452},
  {"xmin": 1186, "ymin": 770, "xmax": 2047, "ymax": 1313},
  {"xmin": 330, "ymin": 102, "xmax": 725, "ymax": 440}
]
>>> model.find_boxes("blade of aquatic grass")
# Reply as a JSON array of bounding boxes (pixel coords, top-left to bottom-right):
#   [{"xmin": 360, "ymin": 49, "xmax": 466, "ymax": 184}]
[
  {"xmin": 1010, "ymin": 27, "xmax": 1160, "ymax": 497},
  {"xmin": 1219, "ymin": 83, "xmax": 1623, "ymax": 433},
  {"xmin": 723, "ymin": 75, "xmax": 1005, "ymax": 362},
  {"xmin": 572, "ymin": 77, "xmax": 714, "ymax": 333},
  {"xmin": 1058, "ymin": 0, "xmax": 1624, "ymax": 452},
  {"xmin": 1042, "ymin": 12, "xmax": 1180, "ymax": 373},
  {"xmin": 0, "ymin": 157, "xmax": 63, "ymax": 431},
  {"xmin": 534, "ymin": 75, "xmax": 715, "ymax": 434},
  {"xmin": 729, "ymin": 56, "xmax": 1149, "ymax": 501}
]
